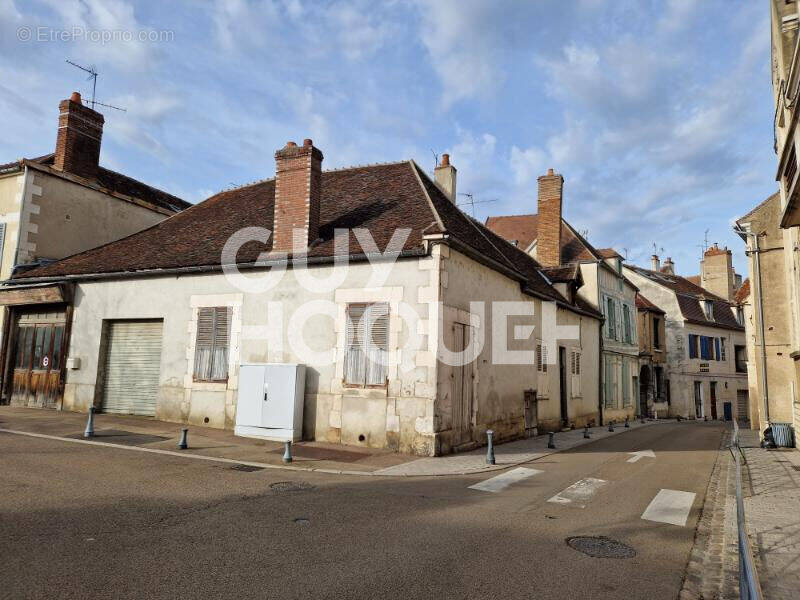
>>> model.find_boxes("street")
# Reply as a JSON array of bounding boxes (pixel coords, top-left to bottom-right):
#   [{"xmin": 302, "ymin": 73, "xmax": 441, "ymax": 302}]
[{"xmin": 0, "ymin": 420, "xmax": 724, "ymax": 600}]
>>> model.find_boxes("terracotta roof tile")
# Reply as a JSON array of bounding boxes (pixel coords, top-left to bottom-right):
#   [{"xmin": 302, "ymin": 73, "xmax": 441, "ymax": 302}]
[{"xmin": 734, "ymin": 278, "xmax": 750, "ymax": 304}]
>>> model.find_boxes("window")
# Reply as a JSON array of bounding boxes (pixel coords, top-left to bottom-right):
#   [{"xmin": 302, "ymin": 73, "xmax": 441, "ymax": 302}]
[
  {"xmin": 607, "ymin": 298, "xmax": 617, "ymax": 341},
  {"xmin": 720, "ymin": 338, "xmax": 726, "ymax": 361},
  {"xmin": 735, "ymin": 345, "xmax": 747, "ymax": 373},
  {"xmin": 702, "ymin": 300, "xmax": 714, "ymax": 321},
  {"xmin": 0, "ymin": 222, "xmax": 6, "ymax": 272},
  {"xmin": 193, "ymin": 307, "xmax": 231, "ymax": 382},
  {"xmin": 736, "ymin": 306, "xmax": 744, "ymax": 326},
  {"xmin": 714, "ymin": 338, "xmax": 721, "ymax": 361},
  {"xmin": 345, "ymin": 303, "xmax": 389, "ymax": 387},
  {"xmin": 622, "ymin": 305, "xmax": 632, "ymax": 344},
  {"xmin": 570, "ymin": 350, "xmax": 581, "ymax": 375},
  {"xmin": 652, "ymin": 317, "xmax": 661, "ymax": 349},
  {"xmin": 537, "ymin": 343, "xmax": 548, "ymax": 373},
  {"xmin": 688, "ymin": 334, "xmax": 699, "ymax": 359}
]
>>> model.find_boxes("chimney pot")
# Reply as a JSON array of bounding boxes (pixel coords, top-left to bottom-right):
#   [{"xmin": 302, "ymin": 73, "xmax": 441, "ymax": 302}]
[
  {"xmin": 69, "ymin": 91, "xmax": 82, "ymax": 103},
  {"xmin": 547, "ymin": 168, "xmax": 554, "ymax": 176},
  {"xmin": 303, "ymin": 138, "xmax": 313, "ymax": 147},
  {"xmin": 286, "ymin": 141, "xmax": 297, "ymax": 147},
  {"xmin": 440, "ymin": 153, "xmax": 450, "ymax": 167}
]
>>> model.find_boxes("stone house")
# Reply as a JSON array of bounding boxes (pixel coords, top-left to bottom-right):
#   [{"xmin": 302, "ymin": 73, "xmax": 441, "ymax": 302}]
[
  {"xmin": 0, "ymin": 145, "xmax": 602, "ymax": 456},
  {"xmin": 763, "ymin": 0, "xmax": 800, "ymax": 435},
  {"xmin": 486, "ymin": 169, "xmax": 639, "ymax": 424},
  {"xmin": 635, "ymin": 292, "xmax": 668, "ymax": 418},
  {"xmin": 0, "ymin": 92, "xmax": 189, "ymax": 406},
  {"xmin": 624, "ymin": 261, "xmax": 748, "ymax": 420},
  {"xmin": 736, "ymin": 193, "xmax": 797, "ymax": 430}
]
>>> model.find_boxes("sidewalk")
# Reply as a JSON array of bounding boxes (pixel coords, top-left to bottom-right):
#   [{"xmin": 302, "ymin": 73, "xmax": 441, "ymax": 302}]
[
  {"xmin": 682, "ymin": 426, "xmax": 800, "ymax": 600},
  {"xmin": 0, "ymin": 406, "xmax": 667, "ymax": 477}
]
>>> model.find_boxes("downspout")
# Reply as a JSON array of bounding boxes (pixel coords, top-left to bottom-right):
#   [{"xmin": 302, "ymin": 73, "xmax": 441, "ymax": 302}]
[
  {"xmin": 599, "ymin": 322, "xmax": 604, "ymax": 426},
  {"xmin": 752, "ymin": 233, "xmax": 771, "ymax": 425}
]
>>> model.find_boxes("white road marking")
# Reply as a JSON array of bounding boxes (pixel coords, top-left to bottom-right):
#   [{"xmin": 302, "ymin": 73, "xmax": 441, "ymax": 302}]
[
  {"xmin": 627, "ymin": 449, "xmax": 656, "ymax": 463},
  {"xmin": 468, "ymin": 467, "xmax": 543, "ymax": 493},
  {"xmin": 641, "ymin": 489, "xmax": 696, "ymax": 526},
  {"xmin": 547, "ymin": 477, "xmax": 607, "ymax": 507}
]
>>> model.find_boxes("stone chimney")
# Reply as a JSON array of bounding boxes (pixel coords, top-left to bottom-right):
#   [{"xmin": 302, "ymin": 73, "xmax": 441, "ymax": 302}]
[
  {"xmin": 651, "ymin": 254, "xmax": 661, "ymax": 271},
  {"xmin": 537, "ymin": 168, "xmax": 564, "ymax": 268},
  {"xmin": 273, "ymin": 139, "xmax": 323, "ymax": 253},
  {"xmin": 662, "ymin": 257, "xmax": 674, "ymax": 275},
  {"xmin": 54, "ymin": 91, "xmax": 104, "ymax": 180},
  {"xmin": 434, "ymin": 153, "xmax": 457, "ymax": 203},
  {"xmin": 701, "ymin": 243, "xmax": 735, "ymax": 301}
]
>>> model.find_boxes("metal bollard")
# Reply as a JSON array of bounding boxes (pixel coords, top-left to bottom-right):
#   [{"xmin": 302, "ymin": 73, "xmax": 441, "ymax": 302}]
[
  {"xmin": 624, "ymin": 417, "xmax": 630, "ymax": 428},
  {"xmin": 283, "ymin": 441, "xmax": 293, "ymax": 463},
  {"xmin": 547, "ymin": 432, "xmax": 555, "ymax": 449},
  {"xmin": 583, "ymin": 425, "xmax": 590, "ymax": 439},
  {"xmin": 83, "ymin": 406, "xmax": 95, "ymax": 438},
  {"xmin": 486, "ymin": 430, "xmax": 496, "ymax": 465},
  {"xmin": 178, "ymin": 428, "xmax": 188, "ymax": 450},
  {"xmin": 608, "ymin": 421, "xmax": 614, "ymax": 432}
]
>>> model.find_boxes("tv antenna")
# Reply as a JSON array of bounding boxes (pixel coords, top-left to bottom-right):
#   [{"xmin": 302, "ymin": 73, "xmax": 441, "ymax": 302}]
[
  {"xmin": 703, "ymin": 228, "xmax": 710, "ymax": 253},
  {"xmin": 579, "ymin": 229, "xmax": 589, "ymax": 239},
  {"xmin": 456, "ymin": 192, "xmax": 497, "ymax": 217},
  {"xmin": 622, "ymin": 247, "xmax": 629, "ymax": 260},
  {"xmin": 430, "ymin": 149, "xmax": 439, "ymax": 171},
  {"xmin": 65, "ymin": 59, "xmax": 127, "ymax": 112}
]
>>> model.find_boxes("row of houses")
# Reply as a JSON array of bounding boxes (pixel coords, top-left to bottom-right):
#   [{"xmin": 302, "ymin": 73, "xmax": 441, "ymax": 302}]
[{"xmin": 0, "ymin": 91, "xmax": 750, "ymax": 456}]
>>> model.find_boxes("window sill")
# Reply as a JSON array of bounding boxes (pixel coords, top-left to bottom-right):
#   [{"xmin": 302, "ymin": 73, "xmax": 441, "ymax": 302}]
[{"xmin": 191, "ymin": 380, "xmax": 229, "ymax": 392}]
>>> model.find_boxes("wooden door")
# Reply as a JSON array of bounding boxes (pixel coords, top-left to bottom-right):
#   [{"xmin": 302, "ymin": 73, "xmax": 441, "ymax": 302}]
[{"xmin": 12, "ymin": 323, "xmax": 65, "ymax": 408}]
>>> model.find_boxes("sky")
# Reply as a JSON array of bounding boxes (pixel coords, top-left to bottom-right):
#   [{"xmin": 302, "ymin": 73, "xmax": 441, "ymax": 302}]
[{"xmin": 0, "ymin": 0, "xmax": 776, "ymax": 276}]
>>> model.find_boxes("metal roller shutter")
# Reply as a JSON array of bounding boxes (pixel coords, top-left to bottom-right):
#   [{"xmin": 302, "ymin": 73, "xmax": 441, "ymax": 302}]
[{"xmin": 102, "ymin": 320, "xmax": 163, "ymax": 416}]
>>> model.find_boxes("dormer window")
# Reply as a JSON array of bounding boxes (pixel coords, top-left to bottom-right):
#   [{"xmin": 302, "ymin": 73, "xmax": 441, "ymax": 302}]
[
  {"xmin": 736, "ymin": 306, "xmax": 744, "ymax": 326},
  {"xmin": 702, "ymin": 299, "xmax": 714, "ymax": 321}
]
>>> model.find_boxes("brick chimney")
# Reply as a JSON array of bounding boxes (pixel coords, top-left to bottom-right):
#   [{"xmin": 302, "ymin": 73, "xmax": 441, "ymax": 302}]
[
  {"xmin": 54, "ymin": 91, "xmax": 104, "ymax": 180},
  {"xmin": 701, "ymin": 243, "xmax": 735, "ymax": 301},
  {"xmin": 434, "ymin": 153, "xmax": 457, "ymax": 203},
  {"xmin": 651, "ymin": 254, "xmax": 661, "ymax": 271},
  {"xmin": 273, "ymin": 139, "xmax": 323, "ymax": 252},
  {"xmin": 662, "ymin": 257, "xmax": 674, "ymax": 274},
  {"xmin": 537, "ymin": 168, "xmax": 564, "ymax": 268}
]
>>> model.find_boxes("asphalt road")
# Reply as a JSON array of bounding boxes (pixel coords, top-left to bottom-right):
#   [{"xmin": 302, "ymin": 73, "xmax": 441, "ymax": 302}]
[{"xmin": 0, "ymin": 421, "xmax": 724, "ymax": 600}]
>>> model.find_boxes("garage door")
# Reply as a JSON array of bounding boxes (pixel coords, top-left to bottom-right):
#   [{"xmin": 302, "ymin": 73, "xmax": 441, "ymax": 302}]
[{"xmin": 102, "ymin": 320, "xmax": 163, "ymax": 416}]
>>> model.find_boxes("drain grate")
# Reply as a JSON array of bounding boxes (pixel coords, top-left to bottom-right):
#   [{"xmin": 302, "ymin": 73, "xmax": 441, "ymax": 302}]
[
  {"xmin": 230, "ymin": 464, "xmax": 264, "ymax": 472},
  {"xmin": 566, "ymin": 536, "xmax": 636, "ymax": 559},
  {"xmin": 269, "ymin": 481, "xmax": 315, "ymax": 493}
]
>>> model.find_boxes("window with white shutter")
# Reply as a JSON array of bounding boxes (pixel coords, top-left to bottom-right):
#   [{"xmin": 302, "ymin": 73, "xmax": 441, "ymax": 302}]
[
  {"xmin": 571, "ymin": 350, "xmax": 581, "ymax": 397},
  {"xmin": 193, "ymin": 307, "xmax": 231, "ymax": 382},
  {"xmin": 345, "ymin": 303, "xmax": 389, "ymax": 387}
]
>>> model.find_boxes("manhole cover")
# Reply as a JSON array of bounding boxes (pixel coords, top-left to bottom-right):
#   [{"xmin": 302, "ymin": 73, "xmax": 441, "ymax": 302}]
[
  {"xmin": 230, "ymin": 464, "xmax": 264, "ymax": 472},
  {"xmin": 269, "ymin": 481, "xmax": 315, "ymax": 492},
  {"xmin": 566, "ymin": 536, "xmax": 636, "ymax": 559}
]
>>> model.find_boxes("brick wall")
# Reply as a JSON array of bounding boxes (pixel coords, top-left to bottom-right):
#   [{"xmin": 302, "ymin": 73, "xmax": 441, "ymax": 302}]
[
  {"xmin": 273, "ymin": 139, "xmax": 323, "ymax": 252},
  {"xmin": 537, "ymin": 169, "xmax": 563, "ymax": 268},
  {"xmin": 53, "ymin": 92, "xmax": 104, "ymax": 180}
]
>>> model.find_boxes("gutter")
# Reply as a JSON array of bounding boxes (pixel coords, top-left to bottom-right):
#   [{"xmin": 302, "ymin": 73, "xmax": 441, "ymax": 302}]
[{"xmin": 1, "ymin": 248, "xmax": 430, "ymax": 286}]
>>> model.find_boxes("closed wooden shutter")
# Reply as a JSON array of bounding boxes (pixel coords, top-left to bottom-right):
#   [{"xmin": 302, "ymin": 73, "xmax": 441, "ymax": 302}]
[
  {"xmin": 345, "ymin": 303, "xmax": 389, "ymax": 386},
  {"xmin": 0, "ymin": 222, "xmax": 6, "ymax": 271},
  {"xmin": 193, "ymin": 307, "xmax": 231, "ymax": 381},
  {"xmin": 102, "ymin": 320, "xmax": 163, "ymax": 416}
]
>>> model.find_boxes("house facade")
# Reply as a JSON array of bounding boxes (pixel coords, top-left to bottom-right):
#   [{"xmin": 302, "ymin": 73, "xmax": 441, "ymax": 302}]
[
  {"xmin": 624, "ymin": 261, "xmax": 748, "ymax": 421},
  {"xmin": 635, "ymin": 293, "xmax": 668, "ymax": 418},
  {"xmin": 0, "ymin": 145, "xmax": 602, "ymax": 456},
  {"xmin": 736, "ymin": 193, "xmax": 796, "ymax": 429},
  {"xmin": 486, "ymin": 169, "xmax": 639, "ymax": 424},
  {"xmin": 0, "ymin": 92, "xmax": 189, "ymax": 407}
]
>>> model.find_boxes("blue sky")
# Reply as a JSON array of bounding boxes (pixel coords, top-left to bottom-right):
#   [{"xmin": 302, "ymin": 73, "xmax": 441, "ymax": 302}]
[{"xmin": 0, "ymin": 0, "xmax": 774, "ymax": 276}]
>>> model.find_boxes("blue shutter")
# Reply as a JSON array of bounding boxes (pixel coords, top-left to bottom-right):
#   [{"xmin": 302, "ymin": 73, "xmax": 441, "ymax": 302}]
[
  {"xmin": 714, "ymin": 338, "xmax": 721, "ymax": 361},
  {"xmin": 700, "ymin": 336, "xmax": 711, "ymax": 360},
  {"xmin": 689, "ymin": 335, "xmax": 698, "ymax": 359}
]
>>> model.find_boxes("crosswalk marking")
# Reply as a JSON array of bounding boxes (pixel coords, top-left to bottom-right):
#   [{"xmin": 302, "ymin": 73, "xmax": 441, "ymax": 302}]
[
  {"xmin": 468, "ymin": 467, "xmax": 543, "ymax": 493},
  {"xmin": 547, "ymin": 477, "xmax": 607, "ymax": 508},
  {"xmin": 641, "ymin": 489, "xmax": 696, "ymax": 526}
]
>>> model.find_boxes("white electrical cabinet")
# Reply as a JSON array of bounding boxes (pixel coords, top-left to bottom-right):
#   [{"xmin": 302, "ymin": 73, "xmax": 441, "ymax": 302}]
[{"xmin": 234, "ymin": 363, "xmax": 305, "ymax": 442}]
